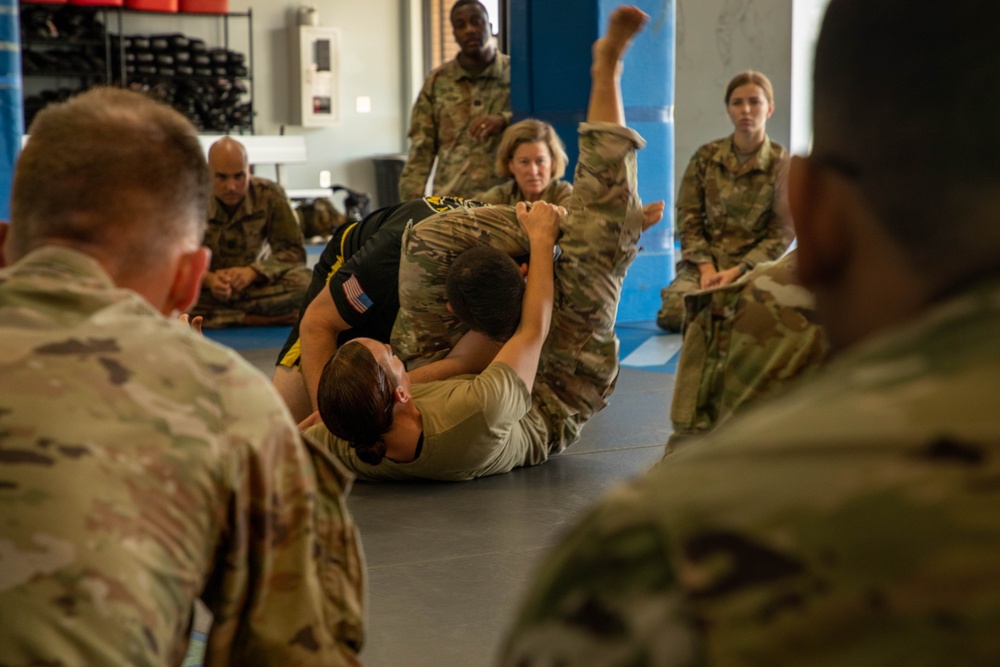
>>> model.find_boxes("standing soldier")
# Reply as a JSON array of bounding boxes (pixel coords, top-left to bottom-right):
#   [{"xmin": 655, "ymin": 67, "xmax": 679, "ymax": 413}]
[{"xmin": 398, "ymin": 0, "xmax": 511, "ymax": 201}]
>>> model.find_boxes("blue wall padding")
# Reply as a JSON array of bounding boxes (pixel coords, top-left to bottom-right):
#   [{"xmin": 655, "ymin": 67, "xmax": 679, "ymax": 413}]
[
  {"xmin": 509, "ymin": 0, "xmax": 676, "ymax": 321},
  {"xmin": 0, "ymin": 0, "xmax": 21, "ymax": 221}
]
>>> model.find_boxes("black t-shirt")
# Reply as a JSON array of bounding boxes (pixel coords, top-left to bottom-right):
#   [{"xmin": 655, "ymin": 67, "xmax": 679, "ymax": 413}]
[{"xmin": 277, "ymin": 196, "xmax": 486, "ymax": 365}]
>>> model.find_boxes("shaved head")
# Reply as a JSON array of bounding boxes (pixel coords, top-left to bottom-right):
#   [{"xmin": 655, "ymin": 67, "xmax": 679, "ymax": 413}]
[{"xmin": 208, "ymin": 137, "xmax": 250, "ymax": 207}]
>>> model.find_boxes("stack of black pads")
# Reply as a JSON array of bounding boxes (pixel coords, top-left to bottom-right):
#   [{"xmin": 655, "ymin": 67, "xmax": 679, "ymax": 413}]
[
  {"xmin": 20, "ymin": 5, "xmax": 108, "ymax": 128},
  {"xmin": 19, "ymin": 4, "xmax": 252, "ymax": 133},
  {"xmin": 117, "ymin": 35, "xmax": 252, "ymax": 132}
]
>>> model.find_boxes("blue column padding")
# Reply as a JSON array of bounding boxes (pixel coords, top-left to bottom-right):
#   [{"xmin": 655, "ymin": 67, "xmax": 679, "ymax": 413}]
[
  {"xmin": 509, "ymin": 0, "xmax": 675, "ymax": 321},
  {"xmin": 0, "ymin": 0, "xmax": 22, "ymax": 222}
]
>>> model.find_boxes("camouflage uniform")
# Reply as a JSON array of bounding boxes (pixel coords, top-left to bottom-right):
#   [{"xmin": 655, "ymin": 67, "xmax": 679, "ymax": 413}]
[
  {"xmin": 501, "ymin": 274, "xmax": 1000, "ymax": 665},
  {"xmin": 657, "ymin": 135, "xmax": 793, "ymax": 331},
  {"xmin": 192, "ymin": 176, "xmax": 312, "ymax": 327},
  {"xmin": 668, "ymin": 250, "xmax": 830, "ymax": 448},
  {"xmin": 398, "ymin": 54, "xmax": 512, "ymax": 201},
  {"xmin": 310, "ymin": 122, "xmax": 646, "ymax": 481},
  {"xmin": 0, "ymin": 247, "xmax": 365, "ymax": 666},
  {"xmin": 476, "ymin": 178, "xmax": 575, "ymax": 206}
]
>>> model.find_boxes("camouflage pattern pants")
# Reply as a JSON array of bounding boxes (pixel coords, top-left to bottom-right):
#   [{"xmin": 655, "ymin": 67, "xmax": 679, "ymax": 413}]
[
  {"xmin": 393, "ymin": 121, "xmax": 646, "ymax": 456},
  {"xmin": 657, "ymin": 261, "xmax": 701, "ymax": 332},
  {"xmin": 191, "ymin": 265, "xmax": 312, "ymax": 328}
]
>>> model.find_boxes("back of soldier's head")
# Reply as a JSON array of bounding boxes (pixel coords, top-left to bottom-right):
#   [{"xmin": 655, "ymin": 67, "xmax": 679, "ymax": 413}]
[
  {"xmin": 446, "ymin": 245, "xmax": 524, "ymax": 342},
  {"xmin": 8, "ymin": 87, "xmax": 210, "ymax": 267},
  {"xmin": 813, "ymin": 0, "xmax": 1000, "ymax": 289}
]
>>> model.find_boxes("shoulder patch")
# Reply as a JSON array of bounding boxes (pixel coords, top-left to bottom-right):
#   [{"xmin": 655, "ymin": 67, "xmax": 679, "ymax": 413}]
[{"xmin": 342, "ymin": 274, "xmax": 374, "ymax": 313}]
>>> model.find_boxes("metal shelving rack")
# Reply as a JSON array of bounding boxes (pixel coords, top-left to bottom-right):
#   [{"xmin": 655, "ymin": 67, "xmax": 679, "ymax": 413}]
[{"xmin": 20, "ymin": 2, "xmax": 255, "ymax": 133}]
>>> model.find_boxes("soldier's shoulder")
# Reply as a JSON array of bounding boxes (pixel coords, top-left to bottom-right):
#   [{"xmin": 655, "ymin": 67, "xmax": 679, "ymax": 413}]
[
  {"xmin": 424, "ymin": 60, "xmax": 463, "ymax": 89},
  {"xmin": 250, "ymin": 175, "xmax": 286, "ymax": 197},
  {"xmin": 684, "ymin": 138, "xmax": 728, "ymax": 171}
]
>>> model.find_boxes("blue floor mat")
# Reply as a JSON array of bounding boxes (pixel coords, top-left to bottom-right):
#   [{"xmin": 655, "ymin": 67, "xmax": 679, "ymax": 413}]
[
  {"xmin": 202, "ymin": 325, "xmax": 293, "ymax": 351},
  {"xmin": 201, "ymin": 322, "xmax": 681, "ymax": 373}
]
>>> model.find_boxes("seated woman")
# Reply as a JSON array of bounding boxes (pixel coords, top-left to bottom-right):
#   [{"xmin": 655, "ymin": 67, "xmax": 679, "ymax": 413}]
[
  {"xmin": 304, "ymin": 5, "xmax": 655, "ymax": 481},
  {"xmin": 656, "ymin": 70, "xmax": 794, "ymax": 332},
  {"xmin": 476, "ymin": 119, "xmax": 574, "ymax": 206}
]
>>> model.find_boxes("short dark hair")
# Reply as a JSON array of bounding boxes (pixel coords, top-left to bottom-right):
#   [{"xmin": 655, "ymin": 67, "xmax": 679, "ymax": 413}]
[
  {"xmin": 9, "ymin": 87, "xmax": 209, "ymax": 265},
  {"xmin": 450, "ymin": 0, "xmax": 488, "ymax": 22},
  {"xmin": 317, "ymin": 342, "xmax": 396, "ymax": 466},
  {"xmin": 813, "ymin": 0, "xmax": 1000, "ymax": 288},
  {"xmin": 445, "ymin": 245, "xmax": 524, "ymax": 342}
]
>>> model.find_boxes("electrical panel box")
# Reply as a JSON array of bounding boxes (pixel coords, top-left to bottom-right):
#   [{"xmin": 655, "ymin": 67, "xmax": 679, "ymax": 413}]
[{"xmin": 289, "ymin": 25, "xmax": 339, "ymax": 127}]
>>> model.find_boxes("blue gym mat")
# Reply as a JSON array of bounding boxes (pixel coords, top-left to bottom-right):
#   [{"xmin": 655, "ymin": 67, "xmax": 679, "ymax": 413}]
[
  {"xmin": 202, "ymin": 325, "xmax": 293, "ymax": 351},
  {"xmin": 203, "ymin": 322, "xmax": 680, "ymax": 373}
]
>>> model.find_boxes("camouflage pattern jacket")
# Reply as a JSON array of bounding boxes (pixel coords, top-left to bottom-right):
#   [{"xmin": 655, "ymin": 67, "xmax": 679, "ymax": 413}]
[
  {"xmin": 475, "ymin": 178, "xmax": 575, "ymax": 206},
  {"xmin": 502, "ymin": 273, "xmax": 1000, "ymax": 665},
  {"xmin": 204, "ymin": 176, "xmax": 307, "ymax": 282},
  {"xmin": 669, "ymin": 250, "xmax": 830, "ymax": 447},
  {"xmin": 0, "ymin": 247, "xmax": 365, "ymax": 666},
  {"xmin": 677, "ymin": 135, "xmax": 793, "ymax": 272},
  {"xmin": 398, "ymin": 54, "xmax": 512, "ymax": 201}
]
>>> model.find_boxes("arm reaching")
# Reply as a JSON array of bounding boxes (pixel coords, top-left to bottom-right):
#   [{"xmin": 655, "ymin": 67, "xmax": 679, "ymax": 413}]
[
  {"xmin": 493, "ymin": 201, "xmax": 563, "ymax": 391},
  {"xmin": 300, "ymin": 286, "xmax": 354, "ymax": 410},
  {"xmin": 409, "ymin": 329, "xmax": 504, "ymax": 384}
]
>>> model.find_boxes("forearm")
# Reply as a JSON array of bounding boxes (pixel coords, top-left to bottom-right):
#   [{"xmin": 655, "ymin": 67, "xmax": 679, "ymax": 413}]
[
  {"xmin": 520, "ymin": 239, "xmax": 555, "ymax": 344},
  {"xmin": 409, "ymin": 330, "xmax": 503, "ymax": 383},
  {"xmin": 301, "ymin": 326, "xmax": 339, "ymax": 411},
  {"xmin": 299, "ymin": 294, "xmax": 349, "ymax": 409}
]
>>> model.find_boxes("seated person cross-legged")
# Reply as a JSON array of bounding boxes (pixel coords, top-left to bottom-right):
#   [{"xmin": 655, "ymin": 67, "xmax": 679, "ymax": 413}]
[
  {"xmin": 189, "ymin": 136, "xmax": 312, "ymax": 328},
  {"xmin": 305, "ymin": 5, "xmax": 656, "ymax": 482}
]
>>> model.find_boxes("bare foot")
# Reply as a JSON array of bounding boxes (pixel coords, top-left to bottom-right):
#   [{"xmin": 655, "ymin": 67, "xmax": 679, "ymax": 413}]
[
  {"xmin": 593, "ymin": 5, "xmax": 649, "ymax": 72},
  {"xmin": 642, "ymin": 200, "xmax": 665, "ymax": 231}
]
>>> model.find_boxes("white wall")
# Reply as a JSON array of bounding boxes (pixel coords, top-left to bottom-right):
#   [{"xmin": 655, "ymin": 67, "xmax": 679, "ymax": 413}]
[
  {"xmin": 790, "ymin": 0, "xmax": 831, "ymax": 154},
  {"xmin": 123, "ymin": 2, "xmax": 407, "ymax": 205},
  {"xmin": 674, "ymin": 0, "xmax": 792, "ymax": 193},
  {"xmin": 237, "ymin": 0, "xmax": 406, "ymax": 203}
]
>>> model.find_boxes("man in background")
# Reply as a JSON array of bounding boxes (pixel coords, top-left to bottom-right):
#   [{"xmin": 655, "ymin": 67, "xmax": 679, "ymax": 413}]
[
  {"xmin": 398, "ymin": 0, "xmax": 510, "ymax": 201},
  {"xmin": 191, "ymin": 136, "xmax": 311, "ymax": 328}
]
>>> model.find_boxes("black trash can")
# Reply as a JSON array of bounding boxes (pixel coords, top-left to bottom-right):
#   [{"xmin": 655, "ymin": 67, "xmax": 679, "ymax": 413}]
[{"xmin": 372, "ymin": 154, "xmax": 408, "ymax": 208}]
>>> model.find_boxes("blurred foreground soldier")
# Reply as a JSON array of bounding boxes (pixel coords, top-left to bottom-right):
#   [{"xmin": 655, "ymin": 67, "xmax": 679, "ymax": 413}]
[
  {"xmin": 667, "ymin": 250, "xmax": 830, "ymax": 449},
  {"xmin": 502, "ymin": 1, "xmax": 1000, "ymax": 663},
  {"xmin": 0, "ymin": 89, "xmax": 364, "ymax": 665},
  {"xmin": 190, "ymin": 136, "xmax": 311, "ymax": 328}
]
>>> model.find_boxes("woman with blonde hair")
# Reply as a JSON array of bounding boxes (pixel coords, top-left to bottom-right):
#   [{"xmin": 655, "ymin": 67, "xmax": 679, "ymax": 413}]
[{"xmin": 477, "ymin": 118, "xmax": 574, "ymax": 205}]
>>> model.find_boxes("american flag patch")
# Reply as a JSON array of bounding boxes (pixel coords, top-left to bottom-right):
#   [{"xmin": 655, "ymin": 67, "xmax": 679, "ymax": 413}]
[{"xmin": 342, "ymin": 275, "xmax": 374, "ymax": 313}]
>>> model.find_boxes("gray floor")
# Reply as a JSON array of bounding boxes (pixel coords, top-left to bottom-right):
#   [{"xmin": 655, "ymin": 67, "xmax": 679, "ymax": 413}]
[{"xmin": 240, "ymin": 348, "xmax": 674, "ymax": 666}]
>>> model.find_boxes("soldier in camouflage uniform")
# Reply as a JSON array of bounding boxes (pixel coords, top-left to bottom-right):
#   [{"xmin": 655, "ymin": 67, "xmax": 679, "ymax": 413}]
[
  {"xmin": 501, "ymin": 1, "xmax": 1000, "ymax": 663},
  {"xmin": 668, "ymin": 250, "xmax": 830, "ymax": 448},
  {"xmin": 190, "ymin": 137, "xmax": 312, "ymax": 328},
  {"xmin": 0, "ymin": 88, "xmax": 365, "ymax": 665},
  {"xmin": 398, "ymin": 0, "xmax": 511, "ymax": 201},
  {"xmin": 308, "ymin": 6, "xmax": 653, "ymax": 481},
  {"xmin": 657, "ymin": 71, "xmax": 793, "ymax": 332}
]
